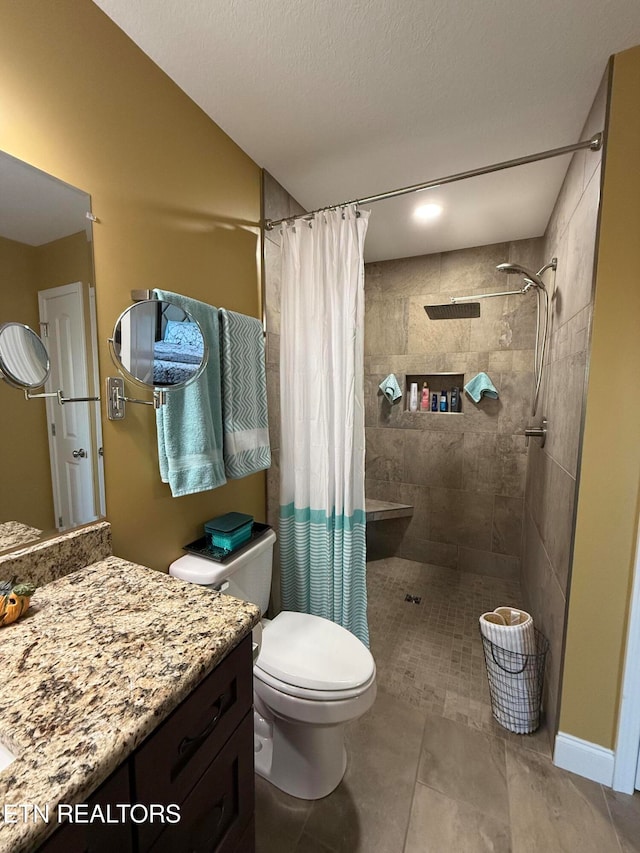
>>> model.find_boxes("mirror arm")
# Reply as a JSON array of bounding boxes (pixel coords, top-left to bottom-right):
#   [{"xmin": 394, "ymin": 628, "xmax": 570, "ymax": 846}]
[
  {"xmin": 121, "ymin": 392, "xmax": 166, "ymax": 407},
  {"xmin": 23, "ymin": 389, "xmax": 100, "ymax": 405},
  {"xmin": 106, "ymin": 376, "xmax": 166, "ymax": 420}
]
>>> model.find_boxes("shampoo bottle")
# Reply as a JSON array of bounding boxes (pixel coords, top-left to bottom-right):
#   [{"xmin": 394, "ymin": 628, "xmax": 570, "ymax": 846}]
[
  {"xmin": 450, "ymin": 387, "xmax": 460, "ymax": 413},
  {"xmin": 439, "ymin": 390, "xmax": 448, "ymax": 412},
  {"xmin": 420, "ymin": 382, "xmax": 430, "ymax": 411},
  {"xmin": 431, "ymin": 393, "xmax": 438, "ymax": 412},
  {"xmin": 409, "ymin": 383, "xmax": 419, "ymax": 412}
]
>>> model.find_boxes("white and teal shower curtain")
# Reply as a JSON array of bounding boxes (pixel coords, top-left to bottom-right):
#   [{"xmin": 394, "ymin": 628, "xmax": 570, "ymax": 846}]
[{"xmin": 279, "ymin": 206, "xmax": 370, "ymax": 646}]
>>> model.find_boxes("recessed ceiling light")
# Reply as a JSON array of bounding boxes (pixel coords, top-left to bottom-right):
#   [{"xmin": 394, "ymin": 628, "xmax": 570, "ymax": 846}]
[{"xmin": 414, "ymin": 203, "xmax": 443, "ymax": 221}]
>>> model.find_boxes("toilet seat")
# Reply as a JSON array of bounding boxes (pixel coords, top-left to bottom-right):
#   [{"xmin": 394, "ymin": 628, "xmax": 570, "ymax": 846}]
[
  {"xmin": 254, "ymin": 611, "xmax": 375, "ymax": 699},
  {"xmin": 254, "ymin": 664, "xmax": 376, "ymax": 702}
]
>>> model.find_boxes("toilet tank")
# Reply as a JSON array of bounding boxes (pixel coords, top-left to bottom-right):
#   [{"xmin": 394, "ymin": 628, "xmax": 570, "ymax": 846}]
[{"xmin": 169, "ymin": 528, "xmax": 276, "ymax": 615}]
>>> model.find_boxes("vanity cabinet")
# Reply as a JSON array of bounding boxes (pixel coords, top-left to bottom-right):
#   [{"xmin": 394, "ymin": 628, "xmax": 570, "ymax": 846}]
[
  {"xmin": 39, "ymin": 635, "xmax": 255, "ymax": 853},
  {"xmin": 37, "ymin": 763, "xmax": 132, "ymax": 853}
]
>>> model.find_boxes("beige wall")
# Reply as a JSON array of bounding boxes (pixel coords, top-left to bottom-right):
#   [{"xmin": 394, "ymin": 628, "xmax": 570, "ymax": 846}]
[
  {"xmin": 522, "ymin": 70, "xmax": 607, "ymax": 740},
  {"xmin": 560, "ymin": 46, "xmax": 640, "ymax": 748},
  {"xmin": 0, "ymin": 235, "xmax": 54, "ymax": 530},
  {"xmin": 0, "ymin": 0, "xmax": 264, "ymax": 570}
]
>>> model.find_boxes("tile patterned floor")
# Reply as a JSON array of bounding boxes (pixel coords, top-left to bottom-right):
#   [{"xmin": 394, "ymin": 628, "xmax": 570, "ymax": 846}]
[
  {"xmin": 256, "ymin": 557, "xmax": 640, "ymax": 852},
  {"xmin": 366, "ymin": 557, "xmax": 549, "ymax": 753}
]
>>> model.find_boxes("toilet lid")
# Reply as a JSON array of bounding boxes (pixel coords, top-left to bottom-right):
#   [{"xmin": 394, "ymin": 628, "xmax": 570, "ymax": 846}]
[{"xmin": 255, "ymin": 611, "xmax": 375, "ymax": 691}]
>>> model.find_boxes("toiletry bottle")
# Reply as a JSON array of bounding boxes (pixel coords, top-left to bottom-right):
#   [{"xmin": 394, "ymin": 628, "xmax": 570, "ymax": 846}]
[
  {"xmin": 450, "ymin": 387, "xmax": 459, "ymax": 413},
  {"xmin": 409, "ymin": 383, "xmax": 419, "ymax": 412},
  {"xmin": 439, "ymin": 390, "xmax": 448, "ymax": 412},
  {"xmin": 431, "ymin": 393, "xmax": 438, "ymax": 412},
  {"xmin": 420, "ymin": 382, "xmax": 430, "ymax": 411}
]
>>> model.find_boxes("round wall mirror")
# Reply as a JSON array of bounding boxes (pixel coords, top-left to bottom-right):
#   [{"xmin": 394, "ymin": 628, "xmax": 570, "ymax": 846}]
[
  {"xmin": 109, "ymin": 299, "xmax": 208, "ymax": 390},
  {"xmin": 0, "ymin": 323, "xmax": 50, "ymax": 389}
]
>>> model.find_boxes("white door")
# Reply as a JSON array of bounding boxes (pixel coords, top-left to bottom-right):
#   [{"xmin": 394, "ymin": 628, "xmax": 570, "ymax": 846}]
[
  {"xmin": 38, "ymin": 282, "xmax": 97, "ymax": 529},
  {"xmin": 120, "ymin": 300, "xmax": 156, "ymax": 384}
]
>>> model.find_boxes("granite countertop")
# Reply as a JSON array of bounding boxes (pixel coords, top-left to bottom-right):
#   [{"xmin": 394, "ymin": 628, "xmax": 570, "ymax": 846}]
[
  {"xmin": 0, "ymin": 556, "xmax": 260, "ymax": 853},
  {"xmin": 0, "ymin": 522, "xmax": 43, "ymax": 552}
]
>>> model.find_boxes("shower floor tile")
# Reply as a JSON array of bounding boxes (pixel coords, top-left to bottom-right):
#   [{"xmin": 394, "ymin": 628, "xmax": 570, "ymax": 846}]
[{"xmin": 366, "ymin": 556, "xmax": 538, "ymax": 744}]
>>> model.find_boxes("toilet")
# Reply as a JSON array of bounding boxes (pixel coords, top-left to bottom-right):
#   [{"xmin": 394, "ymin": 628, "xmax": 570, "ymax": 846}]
[{"xmin": 169, "ymin": 528, "xmax": 377, "ymax": 800}]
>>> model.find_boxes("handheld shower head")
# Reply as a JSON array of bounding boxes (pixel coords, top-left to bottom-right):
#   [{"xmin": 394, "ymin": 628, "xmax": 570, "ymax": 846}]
[
  {"xmin": 496, "ymin": 258, "xmax": 557, "ymax": 290},
  {"xmin": 496, "ymin": 262, "xmax": 546, "ymax": 290}
]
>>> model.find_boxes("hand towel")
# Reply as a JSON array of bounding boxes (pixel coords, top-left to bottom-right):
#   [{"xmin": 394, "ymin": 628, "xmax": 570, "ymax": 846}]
[
  {"xmin": 479, "ymin": 606, "xmax": 537, "ymax": 733},
  {"xmin": 153, "ymin": 289, "xmax": 226, "ymax": 497},
  {"xmin": 379, "ymin": 373, "xmax": 402, "ymax": 404},
  {"xmin": 464, "ymin": 372, "xmax": 499, "ymax": 403},
  {"xmin": 218, "ymin": 308, "xmax": 271, "ymax": 479}
]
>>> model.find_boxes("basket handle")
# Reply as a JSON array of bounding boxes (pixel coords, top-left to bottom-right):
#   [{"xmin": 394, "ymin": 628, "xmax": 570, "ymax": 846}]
[{"xmin": 490, "ymin": 644, "xmax": 529, "ymax": 675}]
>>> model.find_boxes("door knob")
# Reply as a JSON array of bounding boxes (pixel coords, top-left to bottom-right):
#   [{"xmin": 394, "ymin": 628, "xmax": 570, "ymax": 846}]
[{"xmin": 72, "ymin": 448, "xmax": 87, "ymax": 458}]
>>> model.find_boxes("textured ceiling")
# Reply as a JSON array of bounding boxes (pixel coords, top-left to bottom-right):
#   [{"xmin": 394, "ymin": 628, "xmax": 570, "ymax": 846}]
[{"xmin": 92, "ymin": 0, "xmax": 640, "ymax": 261}]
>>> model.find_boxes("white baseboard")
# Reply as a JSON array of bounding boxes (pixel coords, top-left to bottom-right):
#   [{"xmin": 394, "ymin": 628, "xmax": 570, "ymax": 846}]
[{"xmin": 554, "ymin": 732, "xmax": 615, "ymax": 786}]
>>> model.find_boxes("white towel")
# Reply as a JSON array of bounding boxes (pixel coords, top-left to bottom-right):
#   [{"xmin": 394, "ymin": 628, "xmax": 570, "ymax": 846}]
[{"xmin": 479, "ymin": 607, "xmax": 537, "ymax": 733}]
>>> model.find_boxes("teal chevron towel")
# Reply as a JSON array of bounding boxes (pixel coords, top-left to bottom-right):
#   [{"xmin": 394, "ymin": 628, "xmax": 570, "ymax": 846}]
[
  {"xmin": 154, "ymin": 290, "xmax": 226, "ymax": 496},
  {"xmin": 219, "ymin": 309, "xmax": 271, "ymax": 479},
  {"xmin": 464, "ymin": 372, "xmax": 499, "ymax": 403},
  {"xmin": 379, "ymin": 373, "xmax": 402, "ymax": 404}
]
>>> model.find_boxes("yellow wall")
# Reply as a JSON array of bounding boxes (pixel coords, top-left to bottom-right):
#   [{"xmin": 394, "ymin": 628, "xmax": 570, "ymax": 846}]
[
  {"xmin": 0, "ymin": 0, "xmax": 264, "ymax": 569},
  {"xmin": 0, "ymin": 235, "xmax": 54, "ymax": 530},
  {"xmin": 560, "ymin": 46, "xmax": 640, "ymax": 747}
]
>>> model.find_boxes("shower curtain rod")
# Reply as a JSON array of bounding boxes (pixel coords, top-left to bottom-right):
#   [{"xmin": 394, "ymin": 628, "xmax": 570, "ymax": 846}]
[{"xmin": 264, "ymin": 132, "xmax": 603, "ymax": 230}]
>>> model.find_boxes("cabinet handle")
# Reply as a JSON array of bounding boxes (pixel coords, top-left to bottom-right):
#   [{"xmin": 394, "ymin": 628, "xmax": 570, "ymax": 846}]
[
  {"xmin": 178, "ymin": 693, "xmax": 228, "ymax": 755},
  {"xmin": 189, "ymin": 794, "xmax": 228, "ymax": 852}
]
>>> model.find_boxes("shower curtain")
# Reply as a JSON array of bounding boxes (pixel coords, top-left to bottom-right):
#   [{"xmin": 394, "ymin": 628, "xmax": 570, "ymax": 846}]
[{"xmin": 279, "ymin": 206, "xmax": 370, "ymax": 646}]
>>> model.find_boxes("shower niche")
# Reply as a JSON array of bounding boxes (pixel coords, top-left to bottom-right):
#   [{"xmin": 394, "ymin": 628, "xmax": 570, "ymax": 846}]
[{"xmin": 405, "ymin": 373, "xmax": 464, "ymax": 414}]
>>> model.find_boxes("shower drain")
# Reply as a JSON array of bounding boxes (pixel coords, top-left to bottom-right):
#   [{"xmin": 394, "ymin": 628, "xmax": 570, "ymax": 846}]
[{"xmin": 404, "ymin": 594, "xmax": 422, "ymax": 604}]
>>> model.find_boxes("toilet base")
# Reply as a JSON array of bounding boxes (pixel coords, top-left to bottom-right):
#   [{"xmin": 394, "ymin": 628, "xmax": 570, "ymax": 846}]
[{"xmin": 254, "ymin": 709, "xmax": 348, "ymax": 800}]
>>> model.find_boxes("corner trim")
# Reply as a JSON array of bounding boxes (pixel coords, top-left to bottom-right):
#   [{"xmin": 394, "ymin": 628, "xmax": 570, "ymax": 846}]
[
  {"xmin": 612, "ymin": 520, "xmax": 640, "ymax": 793},
  {"xmin": 554, "ymin": 732, "xmax": 614, "ymax": 786}
]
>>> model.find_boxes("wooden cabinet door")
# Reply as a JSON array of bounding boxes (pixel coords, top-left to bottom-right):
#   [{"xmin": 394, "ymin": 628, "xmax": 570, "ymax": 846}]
[
  {"xmin": 147, "ymin": 711, "xmax": 254, "ymax": 853},
  {"xmin": 37, "ymin": 762, "xmax": 132, "ymax": 852}
]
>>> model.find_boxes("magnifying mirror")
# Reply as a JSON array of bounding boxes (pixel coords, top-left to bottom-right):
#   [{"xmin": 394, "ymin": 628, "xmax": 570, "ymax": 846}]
[
  {"xmin": 109, "ymin": 300, "xmax": 208, "ymax": 390},
  {"xmin": 0, "ymin": 323, "xmax": 50, "ymax": 390}
]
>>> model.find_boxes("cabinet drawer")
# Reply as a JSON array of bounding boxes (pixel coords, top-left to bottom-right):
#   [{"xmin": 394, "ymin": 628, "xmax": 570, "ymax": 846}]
[
  {"xmin": 147, "ymin": 710, "xmax": 254, "ymax": 853},
  {"xmin": 135, "ymin": 635, "xmax": 252, "ymax": 844}
]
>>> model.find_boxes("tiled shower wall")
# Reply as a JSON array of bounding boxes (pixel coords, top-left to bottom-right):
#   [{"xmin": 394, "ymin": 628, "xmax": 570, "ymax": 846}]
[
  {"xmin": 263, "ymin": 171, "xmax": 306, "ymax": 615},
  {"xmin": 521, "ymin": 72, "xmax": 607, "ymax": 737},
  {"xmin": 364, "ymin": 238, "xmax": 542, "ymax": 581}
]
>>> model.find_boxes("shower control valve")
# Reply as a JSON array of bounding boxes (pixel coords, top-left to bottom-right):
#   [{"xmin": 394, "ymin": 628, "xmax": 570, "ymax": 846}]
[{"xmin": 524, "ymin": 417, "xmax": 547, "ymax": 448}]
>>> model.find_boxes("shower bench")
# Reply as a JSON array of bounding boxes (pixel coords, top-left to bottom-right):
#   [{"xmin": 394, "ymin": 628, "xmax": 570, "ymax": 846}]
[{"xmin": 365, "ymin": 499, "xmax": 414, "ymax": 522}]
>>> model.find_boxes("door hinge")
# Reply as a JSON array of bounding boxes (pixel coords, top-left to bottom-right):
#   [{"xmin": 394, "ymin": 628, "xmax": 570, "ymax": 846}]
[
  {"xmin": 58, "ymin": 516, "xmax": 63, "ymax": 528},
  {"xmin": 51, "ymin": 423, "xmax": 56, "ymax": 437},
  {"xmin": 40, "ymin": 322, "xmax": 49, "ymax": 338}
]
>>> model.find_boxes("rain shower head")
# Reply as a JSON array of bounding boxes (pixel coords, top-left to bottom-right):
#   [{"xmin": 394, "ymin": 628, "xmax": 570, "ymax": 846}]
[{"xmin": 424, "ymin": 303, "xmax": 480, "ymax": 320}]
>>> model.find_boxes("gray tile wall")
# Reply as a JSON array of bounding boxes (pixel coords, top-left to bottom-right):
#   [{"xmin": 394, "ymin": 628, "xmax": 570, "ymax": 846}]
[
  {"xmin": 365, "ymin": 238, "xmax": 543, "ymax": 581},
  {"xmin": 521, "ymin": 71, "xmax": 607, "ymax": 738},
  {"xmin": 263, "ymin": 172, "xmax": 306, "ymax": 615}
]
